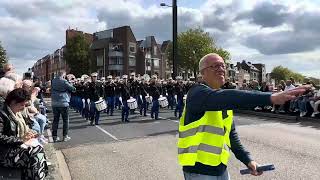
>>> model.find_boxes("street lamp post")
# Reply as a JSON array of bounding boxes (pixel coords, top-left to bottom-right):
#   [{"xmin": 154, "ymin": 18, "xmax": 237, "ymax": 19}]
[{"xmin": 161, "ymin": 0, "xmax": 178, "ymax": 80}]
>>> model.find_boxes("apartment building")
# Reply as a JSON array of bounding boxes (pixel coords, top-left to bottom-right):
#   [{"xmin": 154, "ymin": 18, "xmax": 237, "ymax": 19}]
[
  {"xmin": 136, "ymin": 36, "xmax": 162, "ymax": 77},
  {"xmin": 31, "ymin": 26, "xmax": 172, "ymax": 80}
]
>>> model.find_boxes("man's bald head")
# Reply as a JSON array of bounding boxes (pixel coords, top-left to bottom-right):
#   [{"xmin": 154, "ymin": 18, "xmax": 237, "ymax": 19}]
[
  {"xmin": 199, "ymin": 53, "xmax": 223, "ymax": 74},
  {"xmin": 198, "ymin": 53, "xmax": 226, "ymax": 89}
]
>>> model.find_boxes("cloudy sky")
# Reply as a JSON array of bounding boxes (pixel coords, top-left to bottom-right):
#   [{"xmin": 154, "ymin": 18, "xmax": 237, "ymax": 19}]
[{"xmin": 0, "ymin": 0, "xmax": 319, "ymax": 78}]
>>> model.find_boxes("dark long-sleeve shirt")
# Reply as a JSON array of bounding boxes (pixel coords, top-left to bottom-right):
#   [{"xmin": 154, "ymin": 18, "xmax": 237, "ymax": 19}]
[
  {"xmin": 183, "ymin": 83, "xmax": 272, "ymax": 176},
  {"xmin": 149, "ymin": 83, "xmax": 161, "ymax": 99},
  {"xmin": 86, "ymin": 81, "xmax": 103, "ymax": 102}
]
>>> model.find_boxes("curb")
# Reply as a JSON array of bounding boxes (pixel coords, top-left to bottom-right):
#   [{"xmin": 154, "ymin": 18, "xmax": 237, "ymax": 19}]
[
  {"xmin": 46, "ymin": 128, "xmax": 72, "ymax": 180},
  {"xmin": 235, "ymin": 110, "xmax": 320, "ymax": 123},
  {"xmin": 56, "ymin": 151, "xmax": 72, "ymax": 180}
]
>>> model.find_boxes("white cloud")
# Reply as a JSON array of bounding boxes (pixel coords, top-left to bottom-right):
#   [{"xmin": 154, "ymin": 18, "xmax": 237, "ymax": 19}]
[{"xmin": 0, "ymin": 0, "xmax": 319, "ymax": 79}]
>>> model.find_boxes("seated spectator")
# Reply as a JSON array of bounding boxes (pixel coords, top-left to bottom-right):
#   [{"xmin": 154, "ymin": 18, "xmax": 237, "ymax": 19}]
[
  {"xmin": 250, "ymin": 80, "xmax": 260, "ymax": 91},
  {"xmin": 5, "ymin": 72, "xmax": 22, "ymax": 89},
  {"xmin": 259, "ymin": 82, "xmax": 273, "ymax": 111},
  {"xmin": 22, "ymin": 81, "xmax": 48, "ymax": 143},
  {"xmin": 251, "ymin": 80, "xmax": 262, "ymax": 111},
  {"xmin": 297, "ymin": 87, "xmax": 314, "ymax": 117},
  {"xmin": 271, "ymin": 84, "xmax": 284, "ymax": 113},
  {"xmin": 281, "ymin": 80, "xmax": 296, "ymax": 113},
  {"xmin": 260, "ymin": 82, "xmax": 269, "ymax": 92},
  {"xmin": 222, "ymin": 78, "xmax": 236, "ymax": 89},
  {"xmin": 0, "ymin": 77, "xmax": 15, "ymax": 109},
  {"xmin": 0, "ymin": 88, "xmax": 48, "ymax": 179},
  {"xmin": 285, "ymin": 80, "xmax": 296, "ymax": 91},
  {"xmin": 240, "ymin": 83, "xmax": 249, "ymax": 90},
  {"xmin": 311, "ymin": 90, "xmax": 320, "ymax": 117},
  {"xmin": 33, "ymin": 78, "xmax": 46, "ymax": 102},
  {"xmin": 279, "ymin": 80, "xmax": 286, "ymax": 91}
]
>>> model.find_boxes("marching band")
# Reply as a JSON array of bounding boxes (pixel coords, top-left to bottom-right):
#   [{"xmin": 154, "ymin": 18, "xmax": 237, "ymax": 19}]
[{"xmin": 67, "ymin": 72, "xmax": 197, "ymax": 125}]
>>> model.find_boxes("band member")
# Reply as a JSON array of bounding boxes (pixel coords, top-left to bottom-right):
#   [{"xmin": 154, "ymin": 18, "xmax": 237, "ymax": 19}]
[
  {"xmin": 160, "ymin": 79, "xmax": 167, "ymax": 97},
  {"xmin": 174, "ymin": 76, "xmax": 185, "ymax": 118},
  {"xmin": 86, "ymin": 73, "xmax": 103, "ymax": 125},
  {"xmin": 114, "ymin": 77, "xmax": 122, "ymax": 110},
  {"xmin": 149, "ymin": 75, "xmax": 160, "ymax": 120},
  {"xmin": 128, "ymin": 73, "xmax": 138, "ymax": 114},
  {"xmin": 138, "ymin": 77, "xmax": 148, "ymax": 116},
  {"xmin": 81, "ymin": 75, "xmax": 90, "ymax": 120},
  {"xmin": 104, "ymin": 75, "xmax": 116, "ymax": 116},
  {"xmin": 119, "ymin": 75, "xmax": 130, "ymax": 122},
  {"xmin": 166, "ymin": 77, "xmax": 175, "ymax": 110},
  {"xmin": 74, "ymin": 80, "xmax": 84, "ymax": 114}
]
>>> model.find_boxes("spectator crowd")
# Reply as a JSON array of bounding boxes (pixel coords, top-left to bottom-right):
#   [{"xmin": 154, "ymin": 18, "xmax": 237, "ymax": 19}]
[
  {"xmin": 226, "ymin": 78, "xmax": 320, "ymax": 118},
  {"xmin": 0, "ymin": 63, "xmax": 49, "ymax": 180}
]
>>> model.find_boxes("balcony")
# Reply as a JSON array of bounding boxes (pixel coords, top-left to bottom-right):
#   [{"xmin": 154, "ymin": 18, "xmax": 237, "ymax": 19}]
[
  {"xmin": 109, "ymin": 51, "xmax": 123, "ymax": 57},
  {"xmin": 108, "ymin": 65, "xmax": 123, "ymax": 71},
  {"xmin": 145, "ymin": 53, "xmax": 151, "ymax": 59}
]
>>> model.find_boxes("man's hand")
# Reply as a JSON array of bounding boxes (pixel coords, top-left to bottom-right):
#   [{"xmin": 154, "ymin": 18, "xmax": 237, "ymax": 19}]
[
  {"xmin": 247, "ymin": 161, "xmax": 263, "ymax": 176},
  {"xmin": 271, "ymin": 86, "xmax": 311, "ymax": 105}
]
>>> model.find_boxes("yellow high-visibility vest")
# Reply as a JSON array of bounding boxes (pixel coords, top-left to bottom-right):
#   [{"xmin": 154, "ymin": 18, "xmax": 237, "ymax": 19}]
[{"xmin": 178, "ymin": 109, "xmax": 233, "ymax": 166}]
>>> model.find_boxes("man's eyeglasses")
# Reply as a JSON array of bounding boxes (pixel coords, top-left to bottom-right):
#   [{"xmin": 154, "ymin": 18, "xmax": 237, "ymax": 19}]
[{"xmin": 203, "ymin": 64, "xmax": 226, "ymax": 71}]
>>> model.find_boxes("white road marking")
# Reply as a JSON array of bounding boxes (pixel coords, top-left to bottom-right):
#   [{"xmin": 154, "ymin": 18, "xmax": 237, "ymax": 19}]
[{"xmin": 95, "ymin": 125, "xmax": 119, "ymax": 141}]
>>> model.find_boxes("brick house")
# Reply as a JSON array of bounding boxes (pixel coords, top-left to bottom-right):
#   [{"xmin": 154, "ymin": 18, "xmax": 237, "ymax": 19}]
[
  {"xmin": 91, "ymin": 26, "xmax": 137, "ymax": 77},
  {"xmin": 136, "ymin": 36, "xmax": 162, "ymax": 77},
  {"xmin": 160, "ymin": 40, "xmax": 172, "ymax": 79}
]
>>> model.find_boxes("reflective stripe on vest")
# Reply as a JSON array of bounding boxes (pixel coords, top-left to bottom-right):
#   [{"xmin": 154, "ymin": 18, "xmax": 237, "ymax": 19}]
[
  {"xmin": 179, "ymin": 125, "xmax": 225, "ymax": 138},
  {"xmin": 178, "ymin": 109, "xmax": 233, "ymax": 167},
  {"xmin": 178, "ymin": 143, "xmax": 222, "ymax": 154}
]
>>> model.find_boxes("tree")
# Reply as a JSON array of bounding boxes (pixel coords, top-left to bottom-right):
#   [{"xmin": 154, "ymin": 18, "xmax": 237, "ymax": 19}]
[
  {"xmin": 0, "ymin": 41, "xmax": 8, "ymax": 68},
  {"xmin": 166, "ymin": 28, "xmax": 230, "ymax": 76},
  {"xmin": 215, "ymin": 47, "xmax": 231, "ymax": 63},
  {"xmin": 271, "ymin": 66, "xmax": 306, "ymax": 84},
  {"xmin": 64, "ymin": 34, "xmax": 91, "ymax": 77},
  {"xmin": 271, "ymin": 66, "xmax": 291, "ymax": 84}
]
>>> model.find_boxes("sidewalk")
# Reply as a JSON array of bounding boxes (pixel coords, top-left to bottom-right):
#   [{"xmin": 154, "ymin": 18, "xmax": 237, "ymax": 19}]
[{"xmin": 235, "ymin": 109, "xmax": 320, "ymax": 123}]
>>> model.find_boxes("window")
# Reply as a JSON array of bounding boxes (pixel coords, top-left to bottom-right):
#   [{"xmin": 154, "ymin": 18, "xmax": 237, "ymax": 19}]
[
  {"xmin": 97, "ymin": 55, "xmax": 103, "ymax": 66},
  {"xmin": 130, "ymin": 46, "xmax": 135, "ymax": 53},
  {"xmin": 109, "ymin": 57, "xmax": 123, "ymax": 65},
  {"xmin": 110, "ymin": 43, "xmax": 123, "ymax": 52},
  {"xmin": 129, "ymin": 42, "xmax": 136, "ymax": 53},
  {"xmin": 129, "ymin": 57, "xmax": 136, "ymax": 66},
  {"xmin": 153, "ymin": 58, "xmax": 159, "ymax": 67},
  {"xmin": 153, "ymin": 46, "xmax": 157, "ymax": 55},
  {"xmin": 145, "ymin": 52, "xmax": 151, "ymax": 58},
  {"xmin": 146, "ymin": 59, "xmax": 151, "ymax": 66}
]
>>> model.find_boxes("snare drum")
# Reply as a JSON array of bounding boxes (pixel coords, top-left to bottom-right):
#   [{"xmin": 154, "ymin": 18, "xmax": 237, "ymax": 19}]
[
  {"xmin": 158, "ymin": 97, "xmax": 168, "ymax": 108},
  {"xmin": 95, "ymin": 99, "xmax": 107, "ymax": 111},
  {"xmin": 145, "ymin": 96, "xmax": 152, "ymax": 104},
  {"xmin": 127, "ymin": 98, "xmax": 138, "ymax": 110}
]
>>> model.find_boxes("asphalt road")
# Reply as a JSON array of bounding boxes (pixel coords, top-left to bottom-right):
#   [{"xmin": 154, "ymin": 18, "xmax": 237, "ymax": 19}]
[{"xmin": 46, "ymin": 103, "xmax": 320, "ymax": 180}]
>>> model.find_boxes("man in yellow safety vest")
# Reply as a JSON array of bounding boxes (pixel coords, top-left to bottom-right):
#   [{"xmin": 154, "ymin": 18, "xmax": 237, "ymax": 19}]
[{"xmin": 178, "ymin": 53, "xmax": 309, "ymax": 180}]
